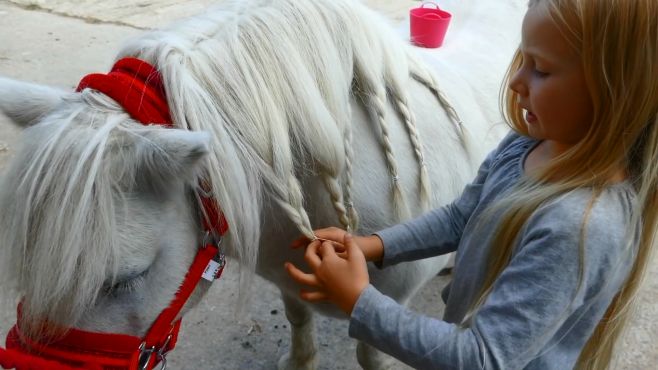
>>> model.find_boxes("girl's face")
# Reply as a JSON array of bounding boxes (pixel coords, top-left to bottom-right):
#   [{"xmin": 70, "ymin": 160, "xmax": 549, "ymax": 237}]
[{"xmin": 509, "ymin": 2, "xmax": 593, "ymax": 153}]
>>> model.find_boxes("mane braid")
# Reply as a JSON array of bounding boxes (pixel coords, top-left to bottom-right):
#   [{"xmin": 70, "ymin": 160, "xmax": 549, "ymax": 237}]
[
  {"xmin": 365, "ymin": 88, "xmax": 411, "ymax": 220},
  {"xmin": 343, "ymin": 101, "xmax": 359, "ymax": 231},
  {"xmin": 408, "ymin": 57, "xmax": 475, "ymax": 166},
  {"xmin": 389, "ymin": 88, "xmax": 431, "ymax": 211}
]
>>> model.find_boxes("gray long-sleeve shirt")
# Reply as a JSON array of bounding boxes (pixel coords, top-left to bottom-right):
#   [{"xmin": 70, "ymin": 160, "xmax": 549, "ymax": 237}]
[{"xmin": 349, "ymin": 132, "xmax": 637, "ymax": 370}]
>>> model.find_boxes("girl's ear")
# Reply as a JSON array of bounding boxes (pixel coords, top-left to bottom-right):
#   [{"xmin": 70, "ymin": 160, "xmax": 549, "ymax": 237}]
[{"xmin": 0, "ymin": 77, "xmax": 70, "ymax": 127}]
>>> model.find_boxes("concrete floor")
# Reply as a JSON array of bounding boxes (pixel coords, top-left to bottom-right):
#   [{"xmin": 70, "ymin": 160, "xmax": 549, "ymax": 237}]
[{"xmin": 0, "ymin": 1, "xmax": 656, "ymax": 369}]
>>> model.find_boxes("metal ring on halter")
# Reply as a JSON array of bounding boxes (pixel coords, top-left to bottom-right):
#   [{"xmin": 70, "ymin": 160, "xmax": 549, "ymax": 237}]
[
  {"xmin": 198, "ymin": 188, "xmax": 213, "ymax": 198},
  {"xmin": 137, "ymin": 342, "xmax": 156, "ymax": 370},
  {"xmin": 197, "ymin": 178, "xmax": 214, "ymax": 198},
  {"xmin": 392, "ymin": 175, "xmax": 400, "ymax": 182},
  {"xmin": 156, "ymin": 355, "xmax": 168, "ymax": 370},
  {"xmin": 155, "ymin": 334, "xmax": 173, "ymax": 370},
  {"xmin": 202, "ymin": 230, "xmax": 223, "ymax": 248},
  {"xmin": 197, "ymin": 185, "xmax": 213, "ymax": 198},
  {"xmin": 137, "ymin": 334, "xmax": 173, "ymax": 370}
]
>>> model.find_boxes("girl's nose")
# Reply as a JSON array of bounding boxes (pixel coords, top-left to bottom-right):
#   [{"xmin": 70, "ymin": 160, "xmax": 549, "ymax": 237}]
[{"xmin": 508, "ymin": 69, "xmax": 528, "ymax": 97}]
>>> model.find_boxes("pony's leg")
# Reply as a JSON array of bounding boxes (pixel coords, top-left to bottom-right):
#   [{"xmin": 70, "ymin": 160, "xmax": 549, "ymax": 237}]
[
  {"xmin": 277, "ymin": 292, "xmax": 318, "ymax": 370},
  {"xmin": 356, "ymin": 342, "xmax": 397, "ymax": 370}
]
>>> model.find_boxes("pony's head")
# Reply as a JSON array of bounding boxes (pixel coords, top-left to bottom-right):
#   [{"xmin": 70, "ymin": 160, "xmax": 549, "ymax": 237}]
[{"xmin": 0, "ymin": 78, "xmax": 211, "ymax": 339}]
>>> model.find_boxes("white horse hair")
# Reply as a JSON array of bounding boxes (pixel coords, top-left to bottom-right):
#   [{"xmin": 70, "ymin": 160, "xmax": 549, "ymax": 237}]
[{"xmin": 0, "ymin": 0, "xmax": 523, "ymax": 368}]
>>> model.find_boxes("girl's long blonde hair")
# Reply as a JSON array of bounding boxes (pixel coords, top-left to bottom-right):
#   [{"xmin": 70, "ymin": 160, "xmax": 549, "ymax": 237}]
[{"xmin": 467, "ymin": 0, "xmax": 658, "ymax": 369}]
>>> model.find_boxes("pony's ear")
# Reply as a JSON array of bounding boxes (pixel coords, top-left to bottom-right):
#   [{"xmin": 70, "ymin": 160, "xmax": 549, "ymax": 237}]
[
  {"xmin": 0, "ymin": 77, "xmax": 69, "ymax": 127},
  {"xmin": 132, "ymin": 128, "xmax": 211, "ymax": 188}
]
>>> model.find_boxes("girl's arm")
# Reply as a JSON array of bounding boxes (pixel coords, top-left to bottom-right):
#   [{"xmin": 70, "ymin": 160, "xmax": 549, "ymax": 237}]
[{"xmin": 349, "ymin": 198, "xmax": 634, "ymax": 370}]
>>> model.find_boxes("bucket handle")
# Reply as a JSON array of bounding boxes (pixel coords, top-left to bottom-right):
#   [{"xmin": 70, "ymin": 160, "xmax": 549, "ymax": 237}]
[{"xmin": 420, "ymin": 1, "xmax": 441, "ymax": 9}]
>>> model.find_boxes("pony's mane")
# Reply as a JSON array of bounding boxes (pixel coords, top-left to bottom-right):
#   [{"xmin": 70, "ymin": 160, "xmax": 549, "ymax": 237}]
[{"xmin": 119, "ymin": 0, "xmax": 465, "ymax": 273}]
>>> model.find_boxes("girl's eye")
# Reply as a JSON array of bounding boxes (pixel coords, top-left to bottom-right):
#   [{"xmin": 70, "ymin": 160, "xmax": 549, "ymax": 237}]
[{"xmin": 533, "ymin": 68, "xmax": 549, "ymax": 78}]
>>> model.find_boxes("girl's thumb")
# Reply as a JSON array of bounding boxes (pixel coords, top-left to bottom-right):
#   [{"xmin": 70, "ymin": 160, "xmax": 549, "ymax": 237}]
[
  {"xmin": 344, "ymin": 233, "xmax": 358, "ymax": 254},
  {"xmin": 343, "ymin": 233, "xmax": 353, "ymax": 250},
  {"xmin": 344, "ymin": 234, "xmax": 365, "ymax": 264}
]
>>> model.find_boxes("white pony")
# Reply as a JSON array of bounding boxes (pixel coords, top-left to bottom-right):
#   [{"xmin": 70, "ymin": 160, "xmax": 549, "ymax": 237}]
[{"xmin": 0, "ymin": 0, "xmax": 524, "ymax": 368}]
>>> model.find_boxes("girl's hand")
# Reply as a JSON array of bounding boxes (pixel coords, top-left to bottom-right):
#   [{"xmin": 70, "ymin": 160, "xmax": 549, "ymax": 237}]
[
  {"xmin": 285, "ymin": 234, "xmax": 369, "ymax": 315},
  {"xmin": 291, "ymin": 227, "xmax": 385, "ymax": 264}
]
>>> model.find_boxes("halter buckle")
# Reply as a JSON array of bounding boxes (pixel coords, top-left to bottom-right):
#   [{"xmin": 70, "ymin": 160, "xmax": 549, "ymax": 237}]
[
  {"xmin": 137, "ymin": 334, "xmax": 172, "ymax": 370},
  {"xmin": 137, "ymin": 342, "xmax": 156, "ymax": 370},
  {"xmin": 202, "ymin": 230, "xmax": 223, "ymax": 248}
]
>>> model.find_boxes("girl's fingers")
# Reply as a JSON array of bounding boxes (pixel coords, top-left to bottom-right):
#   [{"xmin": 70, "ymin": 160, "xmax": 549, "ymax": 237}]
[
  {"xmin": 344, "ymin": 234, "xmax": 367, "ymax": 266},
  {"xmin": 284, "ymin": 262, "xmax": 322, "ymax": 287},
  {"xmin": 300, "ymin": 289, "xmax": 329, "ymax": 302},
  {"xmin": 315, "ymin": 239, "xmax": 345, "ymax": 253},
  {"xmin": 314, "ymin": 227, "xmax": 346, "ymax": 243},
  {"xmin": 319, "ymin": 240, "xmax": 339, "ymax": 258},
  {"xmin": 290, "ymin": 227, "xmax": 348, "ymax": 249},
  {"xmin": 344, "ymin": 234, "xmax": 363, "ymax": 257},
  {"xmin": 304, "ymin": 240, "xmax": 323, "ymax": 269},
  {"xmin": 329, "ymin": 240, "xmax": 346, "ymax": 252}
]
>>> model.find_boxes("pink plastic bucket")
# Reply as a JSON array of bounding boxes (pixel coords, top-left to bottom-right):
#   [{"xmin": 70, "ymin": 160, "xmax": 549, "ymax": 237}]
[{"xmin": 410, "ymin": 2, "xmax": 452, "ymax": 48}]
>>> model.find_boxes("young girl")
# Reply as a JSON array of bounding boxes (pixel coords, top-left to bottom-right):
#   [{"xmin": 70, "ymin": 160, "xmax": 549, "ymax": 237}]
[{"xmin": 285, "ymin": 0, "xmax": 658, "ymax": 369}]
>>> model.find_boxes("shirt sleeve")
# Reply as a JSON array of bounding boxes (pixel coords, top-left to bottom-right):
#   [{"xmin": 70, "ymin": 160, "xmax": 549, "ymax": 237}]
[
  {"xmin": 349, "ymin": 198, "xmax": 632, "ymax": 370},
  {"xmin": 374, "ymin": 132, "xmax": 515, "ymax": 267}
]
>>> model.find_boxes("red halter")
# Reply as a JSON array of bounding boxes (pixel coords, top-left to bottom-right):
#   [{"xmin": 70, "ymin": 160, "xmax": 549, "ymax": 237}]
[{"xmin": 1, "ymin": 58, "xmax": 228, "ymax": 370}]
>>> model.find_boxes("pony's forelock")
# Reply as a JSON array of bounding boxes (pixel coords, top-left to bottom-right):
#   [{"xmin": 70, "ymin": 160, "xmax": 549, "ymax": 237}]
[
  {"xmin": 0, "ymin": 89, "xmax": 209, "ymax": 337},
  {"xmin": 0, "ymin": 94, "xmax": 127, "ymax": 337}
]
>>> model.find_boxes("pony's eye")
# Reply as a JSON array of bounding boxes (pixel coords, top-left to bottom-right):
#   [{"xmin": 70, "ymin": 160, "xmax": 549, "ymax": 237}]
[{"xmin": 103, "ymin": 270, "xmax": 148, "ymax": 296}]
